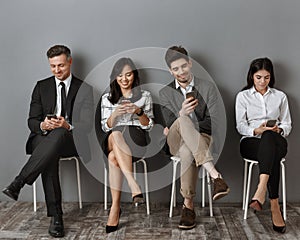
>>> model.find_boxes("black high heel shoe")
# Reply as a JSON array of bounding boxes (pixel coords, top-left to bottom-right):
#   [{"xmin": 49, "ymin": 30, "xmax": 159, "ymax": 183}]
[
  {"xmin": 249, "ymin": 199, "xmax": 263, "ymax": 212},
  {"xmin": 272, "ymin": 209, "xmax": 286, "ymax": 233},
  {"xmin": 106, "ymin": 209, "xmax": 122, "ymax": 233}
]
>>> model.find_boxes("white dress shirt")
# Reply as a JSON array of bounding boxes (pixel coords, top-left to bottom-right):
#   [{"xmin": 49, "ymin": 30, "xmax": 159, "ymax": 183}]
[{"xmin": 235, "ymin": 86, "xmax": 292, "ymax": 138}]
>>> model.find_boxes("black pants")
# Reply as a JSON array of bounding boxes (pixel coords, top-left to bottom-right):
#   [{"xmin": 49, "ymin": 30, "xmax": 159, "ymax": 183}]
[
  {"xmin": 240, "ymin": 130, "xmax": 287, "ymax": 199},
  {"xmin": 19, "ymin": 128, "xmax": 77, "ymax": 216}
]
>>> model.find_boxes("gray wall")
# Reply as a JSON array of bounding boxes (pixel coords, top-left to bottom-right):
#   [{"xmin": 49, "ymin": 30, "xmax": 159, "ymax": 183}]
[{"xmin": 1, "ymin": 0, "xmax": 299, "ymax": 204}]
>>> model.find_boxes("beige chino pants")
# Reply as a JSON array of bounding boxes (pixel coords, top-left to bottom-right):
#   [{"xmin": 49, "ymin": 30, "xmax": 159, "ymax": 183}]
[{"xmin": 167, "ymin": 116, "xmax": 213, "ymax": 198}]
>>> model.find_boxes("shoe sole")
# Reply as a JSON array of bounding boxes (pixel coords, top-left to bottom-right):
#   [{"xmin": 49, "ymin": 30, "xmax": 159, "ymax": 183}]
[
  {"xmin": 213, "ymin": 188, "xmax": 230, "ymax": 201},
  {"xmin": 178, "ymin": 223, "xmax": 196, "ymax": 230}
]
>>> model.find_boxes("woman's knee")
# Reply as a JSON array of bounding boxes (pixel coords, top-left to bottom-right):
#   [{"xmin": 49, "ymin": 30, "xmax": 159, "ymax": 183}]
[
  {"xmin": 108, "ymin": 151, "xmax": 119, "ymax": 167},
  {"xmin": 109, "ymin": 131, "xmax": 124, "ymax": 144},
  {"xmin": 261, "ymin": 130, "xmax": 276, "ymax": 140}
]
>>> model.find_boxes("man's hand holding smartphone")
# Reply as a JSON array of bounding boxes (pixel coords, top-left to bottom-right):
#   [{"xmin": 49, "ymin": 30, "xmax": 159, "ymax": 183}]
[
  {"xmin": 42, "ymin": 114, "xmax": 70, "ymax": 131},
  {"xmin": 179, "ymin": 91, "xmax": 198, "ymax": 116}
]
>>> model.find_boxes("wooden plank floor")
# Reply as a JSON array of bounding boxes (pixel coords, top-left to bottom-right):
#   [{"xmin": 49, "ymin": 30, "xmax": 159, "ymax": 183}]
[{"xmin": 0, "ymin": 201, "xmax": 300, "ymax": 239}]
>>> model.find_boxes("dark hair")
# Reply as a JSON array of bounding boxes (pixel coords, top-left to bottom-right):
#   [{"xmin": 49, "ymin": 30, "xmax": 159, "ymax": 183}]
[
  {"xmin": 108, "ymin": 57, "xmax": 141, "ymax": 104},
  {"xmin": 47, "ymin": 45, "xmax": 71, "ymax": 60},
  {"xmin": 243, "ymin": 57, "xmax": 275, "ymax": 90},
  {"xmin": 165, "ymin": 45, "xmax": 189, "ymax": 68}
]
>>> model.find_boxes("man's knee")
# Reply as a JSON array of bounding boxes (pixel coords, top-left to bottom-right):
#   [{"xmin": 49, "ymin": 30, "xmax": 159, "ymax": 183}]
[{"xmin": 50, "ymin": 127, "xmax": 71, "ymax": 139}]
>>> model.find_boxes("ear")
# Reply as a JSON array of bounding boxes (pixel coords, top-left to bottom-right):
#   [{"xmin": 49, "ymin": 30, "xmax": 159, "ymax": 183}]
[
  {"xmin": 168, "ymin": 68, "xmax": 174, "ymax": 76},
  {"xmin": 188, "ymin": 59, "xmax": 193, "ymax": 68}
]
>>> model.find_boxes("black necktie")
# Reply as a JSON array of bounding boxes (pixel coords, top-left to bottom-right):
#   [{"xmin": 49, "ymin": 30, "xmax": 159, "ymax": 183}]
[{"xmin": 60, "ymin": 82, "xmax": 67, "ymax": 117}]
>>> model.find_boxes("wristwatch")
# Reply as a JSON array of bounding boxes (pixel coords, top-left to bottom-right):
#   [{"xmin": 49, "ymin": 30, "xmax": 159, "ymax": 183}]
[{"xmin": 136, "ymin": 108, "xmax": 144, "ymax": 116}]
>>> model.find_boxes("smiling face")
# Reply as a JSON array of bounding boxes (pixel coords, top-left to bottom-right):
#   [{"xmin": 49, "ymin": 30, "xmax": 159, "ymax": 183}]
[
  {"xmin": 48, "ymin": 54, "xmax": 72, "ymax": 80},
  {"xmin": 253, "ymin": 69, "xmax": 271, "ymax": 94},
  {"xmin": 116, "ymin": 64, "xmax": 134, "ymax": 90},
  {"xmin": 169, "ymin": 58, "xmax": 193, "ymax": 86}
]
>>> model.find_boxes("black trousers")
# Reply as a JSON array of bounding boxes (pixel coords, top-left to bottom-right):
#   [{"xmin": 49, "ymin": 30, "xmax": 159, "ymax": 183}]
[
  {"xmin": 19, "ymin": 128, "xmax": 77, "ymax": 216},
  {"xmin": 240, "ymin": 130, "xmax": 287, "ymax": 199}
]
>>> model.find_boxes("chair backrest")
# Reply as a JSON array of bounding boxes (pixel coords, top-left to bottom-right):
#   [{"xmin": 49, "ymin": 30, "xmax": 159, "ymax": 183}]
[{"xmin": 94, "ymin": 94, "xmax": 110, "ymax": 167}]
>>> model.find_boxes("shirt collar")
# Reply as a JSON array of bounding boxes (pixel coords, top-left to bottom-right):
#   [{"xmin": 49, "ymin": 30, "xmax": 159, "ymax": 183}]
[
  {"xmin": 55, "ymin": 74, "xmax": 72, "ymax": 89},
  {"xmin": 250, "ymin": 86, "xmax": 273, "ymax": 95},
  {"xmin": 175, "ymin": 76, "xmax": 195, "ymax": 90}
]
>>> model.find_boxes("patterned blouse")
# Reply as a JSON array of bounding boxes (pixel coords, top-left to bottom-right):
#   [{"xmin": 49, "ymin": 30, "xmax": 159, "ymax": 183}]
[{"xmin": 101, "ymin": 90, "xmax": 154, "ymax": 133}]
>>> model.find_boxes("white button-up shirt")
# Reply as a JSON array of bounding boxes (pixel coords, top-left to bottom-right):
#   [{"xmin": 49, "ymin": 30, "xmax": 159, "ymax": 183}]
[
  {"xmin": 235, "ymin": 86, "xmax": 292, "ymax": 138},
  {"xmin": 55, "ymin": 75, "xmax": 72, "ymax": 117}
]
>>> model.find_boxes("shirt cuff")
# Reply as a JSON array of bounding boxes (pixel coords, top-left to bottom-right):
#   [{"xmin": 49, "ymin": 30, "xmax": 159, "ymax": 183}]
[
  {"xmin": 68, "ymin": 123, "xmax": 74, "ymax": 131},
  {"xmin": 40, "ymin": 122, "xmax": 48, "ymax": 135}
]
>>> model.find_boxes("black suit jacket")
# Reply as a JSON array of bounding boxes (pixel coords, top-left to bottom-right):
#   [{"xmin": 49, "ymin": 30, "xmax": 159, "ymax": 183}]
[{"xmin": 25, "ymin": 75, "xmax": 93, "ymax": 157}]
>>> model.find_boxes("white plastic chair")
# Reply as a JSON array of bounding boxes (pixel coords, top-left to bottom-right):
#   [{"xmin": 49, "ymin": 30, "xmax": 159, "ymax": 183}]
[
  {"xmin": 104, "ymin": 158, "xmax": 150, "ymax": 215},
  {"xmin": 169, "ymin": 156, "xmax": 213, "ymax": 218},
  {"xmin": 32, "ymin": 156, "xmax": 82, "ymax": 211},
  {"xmin": 242, "ymin": 158, "xmax": 286, "ymax": 220}
]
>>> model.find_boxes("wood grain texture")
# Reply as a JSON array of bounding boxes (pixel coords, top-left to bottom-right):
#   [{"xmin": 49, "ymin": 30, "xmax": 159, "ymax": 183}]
[{"xmin": 0, "ymin": 202, "xmax": 299, "ymax": 239}]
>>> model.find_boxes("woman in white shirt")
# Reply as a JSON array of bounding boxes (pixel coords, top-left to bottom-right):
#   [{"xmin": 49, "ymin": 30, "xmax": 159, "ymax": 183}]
[
  {"xmin": 235, "ymin": 57, "xmax": 291, "ymax": 233},
  {"xmin": 100, "ymin": 57, "xmax": 153, "ymax": 233}
]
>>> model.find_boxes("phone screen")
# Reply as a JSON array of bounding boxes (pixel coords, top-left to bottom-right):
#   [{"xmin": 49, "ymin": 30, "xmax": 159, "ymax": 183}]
[
  {"xmin": 186, "ymin": 91, "xmax": 195, "ymax": 100},
  {"xmin": 121, "ymin": 99, "xmax": 131, "ymax": 105}
]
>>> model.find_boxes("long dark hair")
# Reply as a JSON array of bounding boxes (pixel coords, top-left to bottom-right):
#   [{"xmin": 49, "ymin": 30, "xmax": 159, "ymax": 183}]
[
  {"xmin": 108, "ymin": 58, "xmax": 142, "ymax": 104},
  {"xmin": 242, "ymin": 57, "xmax": 275, "ymax": 90}
]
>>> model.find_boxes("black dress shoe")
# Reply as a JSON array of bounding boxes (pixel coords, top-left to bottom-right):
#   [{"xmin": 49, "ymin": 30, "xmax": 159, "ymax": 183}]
[
  {"xmin": 49, "ymin": 215, "xmax": 65, "ymax": 238},
  {"xmin": 106, "ymin": 209, "xmax": 122, "ymax": 234},
  {"xmin": 2, "ymin": 177, "xmax": 24, "ymax": 201}
]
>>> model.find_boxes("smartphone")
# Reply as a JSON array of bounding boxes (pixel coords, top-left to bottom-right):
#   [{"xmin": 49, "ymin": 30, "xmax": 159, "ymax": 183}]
[
  {"xmin": 266, "ymin": 119, "xmax": 276, "ymax": 127},
  {"xmin": 121, "ymin": 99, "xmax": 131, "ymax": 105},
  {"xmin": 46, "ymin": 114, "xmax": 57, "ymax": 120},
  {"xmin": 186, "ymin": 91, "xmax": 196, "ymax": 100}
]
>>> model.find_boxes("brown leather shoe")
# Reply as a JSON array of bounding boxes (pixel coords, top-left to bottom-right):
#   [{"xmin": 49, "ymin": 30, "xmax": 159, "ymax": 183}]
[
  {"xmin": 212, "ymin": 176, "xmax": 230, "ymax": 201},
  {"xmin": 178, "ymin": 205, "xmax": 196, "ymax": 230}
]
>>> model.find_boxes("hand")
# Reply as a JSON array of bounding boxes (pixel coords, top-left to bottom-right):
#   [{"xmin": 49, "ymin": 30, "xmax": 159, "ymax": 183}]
[
  {"xmin": 112, "ymin": 104, "xmax": 128, "ymax": 118},
  {"xmin": 253, "ymin": 122, "xmax": 277, "ymax": 135},
  {"xmin": 125, "ymin": 103, "xmax": 140, "ymax": 114},
  {"xmin": 163, "ymin": 127, "xmax": 169, "ymax": 136},
  {"xmin": 41, "ymin": 116, "xmax": 70, "ymax": 131},
  {"xmin": 179, "ymin": 98, "xmax": 198, "ymax": 116}
]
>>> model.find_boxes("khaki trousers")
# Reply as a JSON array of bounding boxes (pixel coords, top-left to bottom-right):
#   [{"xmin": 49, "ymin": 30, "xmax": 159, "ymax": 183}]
[{"xmin": 167, "ymin": 116, "xmax": 212, "ymax": 198}]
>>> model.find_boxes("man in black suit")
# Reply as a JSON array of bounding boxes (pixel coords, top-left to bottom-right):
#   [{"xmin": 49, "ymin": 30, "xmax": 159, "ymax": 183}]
[
  {"xmin": 2, "ymin": 45, "xmax": 93, "ymax": 238},
  {"xmin": 160, "ymin": 46, "xmax": 229, "ymax": 230}
]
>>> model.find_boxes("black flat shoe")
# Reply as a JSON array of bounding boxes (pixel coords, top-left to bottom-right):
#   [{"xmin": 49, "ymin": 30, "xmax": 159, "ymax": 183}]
[
  {"xmin": 249, "ymin": 199, "xmax": 263, "ymax": 212},
  {"xmin": 272, "ymin": 209, "xmax": 286, "ymax": 233},
  {"xmin": 132, "ymin": 193, "xmax": 144, "ymax": 206},
  {"xmin": 106, "ymin": 209, "xmax": 122, "ymax": 234}
]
